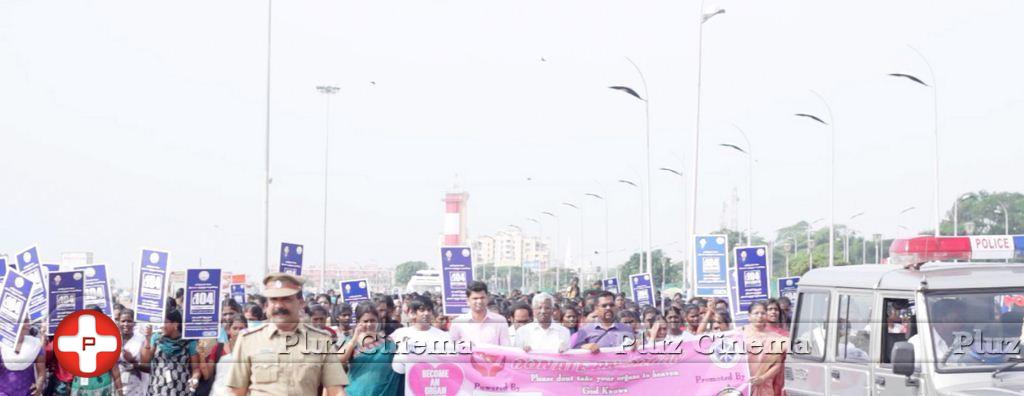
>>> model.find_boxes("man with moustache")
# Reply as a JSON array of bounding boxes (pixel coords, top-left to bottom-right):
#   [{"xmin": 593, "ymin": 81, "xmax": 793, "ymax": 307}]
[
  {"xmin": 572, "ymin": 291, "xmax": 635, "ymax": 352},
  {"xmin": 227, "ymin": 273, "xmax": 349, "ymax": 395}
]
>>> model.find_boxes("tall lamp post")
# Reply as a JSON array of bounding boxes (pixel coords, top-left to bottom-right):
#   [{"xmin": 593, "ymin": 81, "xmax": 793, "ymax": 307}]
[
  {"xmin": 526, "ymin": 217, "xmax": 542, "ymax": 291},
  {"xmin": 897, "ymin": 206, "xmax": 917, "ymax": 237},
  {"xmin": 953, "ymin": 193, "xmax": 976, "ymax": 236},
  {"xmin": 263, "ymin": 0, "xmax": 274, "ymax": 278},
  {"xmin": 562, "ymin": 202, "xmax": 584, "ymax": 284},
  {"xmin": 315, "ymin": 85, "xmax": 339, "ymax": 292},
  {"xmin": 609, "ymin": 58, "xmax": 653, "ymax": 275},
  {"xmin": 659, "ymin": 167, "xmax": 687, "ymax": 287},
  {"xmin": 719, "ymin": 124, "xmax": 753, "ymax": 245},
  {"xmin": 889, "ymin": 45, "xmax": 940, "ymax": 237},
  {"xmin": 584, "ymin": 193, "xmax": 610, "ymax": 280},
  {"xmin": 691, "ymin": 5, "xmax": 727, "ymax": 278},
  {"xmin": 796, "ymin": 91, "xmax": 836, "ymax": 267},
  {"xmin": 995, "ymin": 203, "xmax": 1010, "ymax": 235},
  {"xmin": 618, "ymin": 179, "xmax": 645, "ymax": 273},
  {"xmin": 846, "ymin": 212, "xmax": 865, "ymax": 264},
  {"xmin": 541, "ymin": 211, "xmax": 561, "ymax": 291},
  {"xmin": 808, "ymin": 218, "xmax": 824, "ymax": 270}
]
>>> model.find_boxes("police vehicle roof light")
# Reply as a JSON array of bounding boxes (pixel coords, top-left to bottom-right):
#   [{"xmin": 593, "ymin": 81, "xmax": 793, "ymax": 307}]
[{"xmin": 888, "ymin": 235, "xmax": 1024, "ymax": 268}]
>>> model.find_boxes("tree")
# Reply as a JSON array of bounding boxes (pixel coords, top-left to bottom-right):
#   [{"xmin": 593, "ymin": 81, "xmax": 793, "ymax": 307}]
[
  {"xmin": 394, "ymin": 261, "xmax": 429, "ymax": 286},
  {"xmin": 615, "ymin": 249, "xmax": 681, "ymax": 296},
  {"xmin": 941, "ymin": 191, "xmax": 1024, "ymax": 235}
]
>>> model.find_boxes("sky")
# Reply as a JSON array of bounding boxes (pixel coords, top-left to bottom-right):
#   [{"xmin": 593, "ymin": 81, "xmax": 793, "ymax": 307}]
[{"xmin": 2, "ymin": 0, "xmax": 1022, "ymax": 287}]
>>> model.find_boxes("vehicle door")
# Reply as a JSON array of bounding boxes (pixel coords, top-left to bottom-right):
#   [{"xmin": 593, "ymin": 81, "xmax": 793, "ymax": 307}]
[
  {"xmin": 785, "ymin": 289, "xmax": 831, "ymax": 395},
  {"xmin": 873, "ymin": 295, "xmax": 920, "ymax": 396},
  {"xmin": 827, "ymin": 291, "xmax": 874, "ymax": 396}
]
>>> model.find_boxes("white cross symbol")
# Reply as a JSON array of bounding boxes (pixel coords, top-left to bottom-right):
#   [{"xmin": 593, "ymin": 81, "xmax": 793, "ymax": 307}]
[{"xmin": 56, "ymin": 314, "xmax": 118, "ymax": 373}]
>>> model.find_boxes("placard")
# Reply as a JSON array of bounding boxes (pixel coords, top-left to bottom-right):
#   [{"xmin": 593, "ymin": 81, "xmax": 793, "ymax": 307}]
[
  {"xmin": 629, "ymin": 273, "xmax": 654, "ymax": 308},
  {"xmin": 694, "ymin": 235, "xmax": 729, "ymax": 297},
  {"xmin": 230, "ymin": 284, "xmax": 246, "ymax": 305},
  {"xmin": 777, "ymin": 276, "xmax": 800, "ymax": 302},
  {"xmin": 47, "ymin": 270, "xmax": 84, "ymax": 336},
  {"xmin": 16, "ymin": 246, "xmax": 47, "ymax": 323},
  {"xmin": 279, "ymin": 243, "xmax": 304, "ymax": 276},
  {"xmin": 183, "ymin": 269, "xmax": 222, "ymax": 339},
  {"xmin": 135, "ymin": 249, "xmax": 169, "ymax": 324},
  {"xmin": 341, "ymin": 279, "xmax": 370, "ymax": 305},
  {"xmin": 0, "ymin": 269, "xmax": 34, "ymax": 349},
  {"xmin": 602, "ymin": 278, "xmax": 620, "ymax": 294},
  {"xmin": 440, "ymin": 247, "xmax": 474, "ymax": 315},
  {"xmin": 76, "ymin": 264, "xmax": 113, "ymax": 317},
  {"xmin": 734, "ymin": 246, "xmax": 770, "ymax": 315}
]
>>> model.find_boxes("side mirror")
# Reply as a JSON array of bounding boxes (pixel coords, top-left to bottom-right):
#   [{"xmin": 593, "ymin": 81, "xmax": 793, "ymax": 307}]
[{"xmin": 892, "ymin": 341, "xmax": 916, "ymax": 377}]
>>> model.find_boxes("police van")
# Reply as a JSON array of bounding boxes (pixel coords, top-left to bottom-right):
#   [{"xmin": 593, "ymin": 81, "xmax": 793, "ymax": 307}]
[{"xmin": 785, "ymin": 235, "xmax": 1024, "ymax": 395}]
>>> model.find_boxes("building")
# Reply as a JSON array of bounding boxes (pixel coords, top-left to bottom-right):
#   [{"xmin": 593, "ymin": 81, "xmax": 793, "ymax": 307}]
[
  {"xmin": 471, "ymin": 226, "xmax": 550, "ymax": 269},
  {"xmin": 304, "ymin": 262, "xmax": 395, "ymax": 294}
]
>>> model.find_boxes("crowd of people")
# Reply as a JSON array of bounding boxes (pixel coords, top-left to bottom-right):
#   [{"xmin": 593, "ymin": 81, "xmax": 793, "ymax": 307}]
[{"xmin": 0, "ymin": 275, "xmax": 795, "ymax": 396}]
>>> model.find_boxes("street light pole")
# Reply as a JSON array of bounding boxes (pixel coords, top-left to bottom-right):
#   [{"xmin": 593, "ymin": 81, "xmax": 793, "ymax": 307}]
[
  {"xmin": 847, "ymin": 212, "xmax": 865, "ymax": 264},
  {"xmin": 541, "ymin": 211, "xmax": 561, "ymax": 291},
  {"xmin": 808, "ymin": 218, "xmax": 823, "ymax": 270},
  {"xmin": 526, "ymin": 217, "xmax": 542, "ymax": 291},
  {"xmin": 953, "ymin": 193, "xmax": 976, "ymax": 236},
  {"xmin": 562, "ymin": 202, "xmax": 584, "ymax": 284},
  {"xmin": 316, "ymin": 85, "xmax": 339, "ymax": 292},
  {"xmin": 897, "ymin": 206, "xmax": 916, "ymax": 237},
  {"xmin": 618, "ymin": 179, "xmax": 645, "ymax": 273},
  {"xmin": 796, "ymin": 91, "xmax": 836, "ymax": 267},
  {"xmin": 610, "ymin": 57, "xmax": 653, "ymax": 276},
  {"xmin": 889, "ymin": 45, "xmax": 940, "ymax": 236},
  {"xmin": 691, "ymin": 4, "xmax": 726, "ymax": 290},
  {"xmin": 585, "ymin": 193, "xmax": 610, "ymax": 280},
  {"xmin": 263, "ymin": 0, "xmax": 274, "ymax": 278},
  {"xmin": 658, "ymin": 167, "xmax": 687, "ymax": 289},
  {"xmin": 720, "ymin": 124, "xmax": 753, "ymax": 245}
]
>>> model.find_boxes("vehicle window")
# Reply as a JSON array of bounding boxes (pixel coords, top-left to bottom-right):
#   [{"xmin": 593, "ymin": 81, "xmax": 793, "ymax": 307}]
[
  {"xmin": 835, "ymin": 293, "xmax": 873, "ymax": 363},
  {"xmin": 880, "ymin": 298, "xmax": 915, "ymax": 365},
  {"xmin": 925, "ymin": 290, "xmax": 1024, "ymax": 372},
  {"xmin": 792, "ymin": 291, "xmax": 830, "ymax": 361}
]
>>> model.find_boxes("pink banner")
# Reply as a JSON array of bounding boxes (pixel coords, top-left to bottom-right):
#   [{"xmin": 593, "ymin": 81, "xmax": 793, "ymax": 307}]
[{"xmin": 407, "ymin": 332, "xmax": 752, "ymax": 396}]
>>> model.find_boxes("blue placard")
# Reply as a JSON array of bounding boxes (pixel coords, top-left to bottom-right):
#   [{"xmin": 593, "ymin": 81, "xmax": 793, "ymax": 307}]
[
  {"xmin": 0, "ymin": 269, "xmax": 34, "ymax": 349},
  {"xmin": 279, "ymin": 243, "xmax": 304, "ymax": 276},
  {"xmin": 135, "ymin": 249, "xmax": 169, "ymax": 324},
  {"xmin": 694, "ymin": 235, "xmax": 729, "ymax": 297},
  {"xmin": 43, "ymin": 264, "xmax": 60, "ymax": 273},
  {"xmin": 777, "ymin": 276, "xmax": 800, "ymax": 302},
  {"xmin": 76, "ymin": 264, "xmax": 113, "ymax": 317},
  {"xmin": 47, "ymin": 270, "xmax": 84, "ymax": 336},
  {"xmin": 0, "ymin": 257, "xmax": 7, "ymax": 280},
  {"xmin": 440, "ymin": 247, "xmax": 474, "ymax": 315},
  {"xmin": 230, "ymin": 284, "xmax": 246, "ymax": 305},
  {"xmin": 1014, "ymin": 236, "xmax": 1024, "ymax": 258},
  {"xmin": 16, "ymin": 247, "xmax": 47, "ymax": 323},
  {"xmin": 735, "ymin": 246, "xmax": 770, "ymax": 315},
  {"xmin": 727, "ymin": 268, "xmax": 749, "ymax": 325},
  {"xmin": 629, "ymin": 273, "xmax": 654, "ymax": 308},
  {"xmin": 602, "ymin": 278, "xmax": 620, "ymax": 294},
  {"xmin": 341, "ymin": 279, "xmax": 370, "ymax": 304},
  {"xmin": 183, "ymin": 269, "xmax": 222, "ymax": 339}
]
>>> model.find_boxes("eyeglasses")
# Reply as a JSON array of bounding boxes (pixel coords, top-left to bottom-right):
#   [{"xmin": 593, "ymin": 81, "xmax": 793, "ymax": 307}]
[{"xmin": 599, "ymin": 303, "xmax": 615, "ymax": 308}]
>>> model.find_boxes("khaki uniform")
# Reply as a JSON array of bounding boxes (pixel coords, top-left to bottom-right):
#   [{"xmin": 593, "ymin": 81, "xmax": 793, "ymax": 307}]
[{"xmin": 227, "ymin": 323, "xmax": 348, "ymax": 395}]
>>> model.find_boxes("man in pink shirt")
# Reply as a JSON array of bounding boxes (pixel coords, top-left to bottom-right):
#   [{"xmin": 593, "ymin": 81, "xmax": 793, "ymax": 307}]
[{"xmin": 449, "ymin": 281, "xmax": 510, "ymax": 347}]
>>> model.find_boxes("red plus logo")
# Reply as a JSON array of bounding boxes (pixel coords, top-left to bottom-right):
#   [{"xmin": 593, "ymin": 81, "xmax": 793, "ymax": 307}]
[{"xmin": 54, "ymin": 310, "xmax": 122, "ymax": 377}]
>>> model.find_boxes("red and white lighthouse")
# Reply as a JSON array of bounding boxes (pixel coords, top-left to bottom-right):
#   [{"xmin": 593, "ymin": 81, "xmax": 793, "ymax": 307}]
[{"xmin": 442, "ymin": 187, "xmax": 469, "ymax": 246}]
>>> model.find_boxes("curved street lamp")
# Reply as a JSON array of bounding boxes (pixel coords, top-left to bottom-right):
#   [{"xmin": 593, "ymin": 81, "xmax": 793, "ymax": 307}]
[{"xmin": 795, "ymin": 90, "xmax": 836, "ymax": 267}]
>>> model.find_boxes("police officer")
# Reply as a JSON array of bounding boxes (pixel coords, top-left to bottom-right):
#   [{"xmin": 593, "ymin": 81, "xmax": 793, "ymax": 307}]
[{"xmin": 227, "ymin": 273, "xmax": 348, "ymax": 395}]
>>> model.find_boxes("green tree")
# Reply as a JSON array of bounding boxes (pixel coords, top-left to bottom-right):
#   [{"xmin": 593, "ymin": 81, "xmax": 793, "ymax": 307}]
[
  {"xmin": 394, "ymin": 261, "xmax": 429, "ymax": 286},
  {"xmin": 941, "ymin": 191, "xmax": 1024, "ymax": 235},
  {"xmin": 614, "ymin": 249, "xmax": 681, "ymax": 296}
]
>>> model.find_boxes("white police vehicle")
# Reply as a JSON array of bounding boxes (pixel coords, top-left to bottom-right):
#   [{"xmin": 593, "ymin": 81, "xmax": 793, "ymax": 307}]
[{"xmin": 785, "ymin": 235, "xmax": 1024, "ymax": 395}]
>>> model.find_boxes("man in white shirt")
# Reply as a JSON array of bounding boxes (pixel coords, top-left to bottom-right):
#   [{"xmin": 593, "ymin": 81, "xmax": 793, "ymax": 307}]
[
  {"xmin": 507, "ymin": 303, "xmax": 533, "ymax": 346},
  {"xmin": 392, "ymin": 296, "xmax": 456, "ymax": 390},
  {"xmin": 908, "ymin": 299, "xmax": 964, "ymax": 371},
  {"xmin": 449, "ymin": 281, "xmax": 511, "ymax": 347},
  {"xmin": 516, "ymin": 293, "xmax": 571, "ymax": 353}
]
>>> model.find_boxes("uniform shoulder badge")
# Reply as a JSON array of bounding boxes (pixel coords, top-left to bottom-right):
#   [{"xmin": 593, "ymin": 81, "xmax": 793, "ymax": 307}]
[
  {"xmin": 240, "ymin": 324, "xmax": 268, "ymax": 337},
  {"xmin": 303, "ymin": 324, "xmax": 330, "ymax": 336}
]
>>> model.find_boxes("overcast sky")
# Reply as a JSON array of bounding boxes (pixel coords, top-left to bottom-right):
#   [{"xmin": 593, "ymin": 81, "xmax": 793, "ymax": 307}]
[{"xmin": 2, "ymin": 0, "xmax": 1022, "ymax": 286}]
